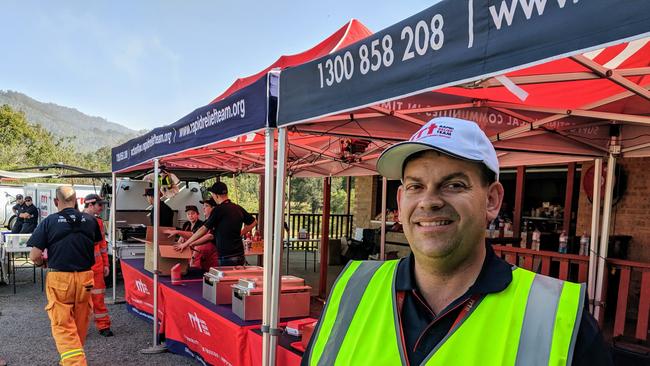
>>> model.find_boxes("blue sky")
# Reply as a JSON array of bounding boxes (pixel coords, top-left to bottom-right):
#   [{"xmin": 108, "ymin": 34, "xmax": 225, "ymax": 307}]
[{"xmin": 0, "ymin": 1, "xmax": 433, "ymax": 131}]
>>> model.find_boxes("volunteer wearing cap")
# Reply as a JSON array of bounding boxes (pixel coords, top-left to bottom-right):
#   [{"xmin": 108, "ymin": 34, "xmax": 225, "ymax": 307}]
[
  {"xmin": 82, "ymin": 194, "xmax": 113, "ymax": 337},
  {"xmin": 143, "ymin": 187, "xmax": 175, "ymax": 228},
  {"xmin": 175, "ymin": 182, "xmax": 256, "ymax": 266},
  {"xmin": 164, "ymin": 201, "xmax": 204, "ymax": 239},
  {"xmin": 14, "ymin": 196, "xmax": 38, "ymax": 233},
  {"xmin": 10, "ymin": 194, "xmax": 25, "ymax": 233},
  {"xmin": 181, "ymin": 205, "xmax": 203, "ymax": 233},
  {"xmin": 303, "ymin": 117, "xmax": 611, "ymax": 366},
  {"xmin": 164, "ymin": 205, "xmax": 205, "ymax": 241},
  {"xmin": 165, "ymin": 204, "xmax": 216, "ymax": 271},
  {"xmin": 28, "ymin": 186, "xmax": 102, "ymax": 366}
]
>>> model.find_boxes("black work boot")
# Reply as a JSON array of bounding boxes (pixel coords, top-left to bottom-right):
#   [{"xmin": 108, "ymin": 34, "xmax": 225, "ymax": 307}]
[{"xmin": 99, "ymin": 328, "xmax": 114, "ymax": 337}]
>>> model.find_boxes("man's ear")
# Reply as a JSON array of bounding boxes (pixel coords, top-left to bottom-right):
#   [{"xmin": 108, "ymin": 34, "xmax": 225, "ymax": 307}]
[{"xmin": 486, "ymin": 182, "xmax": 504, "ymax": 222}]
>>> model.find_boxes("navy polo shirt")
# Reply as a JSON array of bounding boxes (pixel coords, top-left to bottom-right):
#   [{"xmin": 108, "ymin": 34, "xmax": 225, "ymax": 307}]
[
  {"xmin": 302, "ymin": 245, "xmax": 613, "ymax": 365},
  {"xmin": 27, "ymin": 208, "xmax": 102, "ymax": 272},
  {"xmin": 13, "ymin": 203, "xmax": 25, "ymax": 222},
  {"xmin": 203, "ymin": 199, "xmax": 255, "ymax": 258},
  {"xmin": 23, "ymin": 204, "xmax": 39, "ymax": 224}
]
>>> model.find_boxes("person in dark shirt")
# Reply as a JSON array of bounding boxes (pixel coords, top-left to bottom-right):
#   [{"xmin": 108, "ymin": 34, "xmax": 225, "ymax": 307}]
[
  {"xmin": 28, "ymin": 186, "xmax": 103, "ymax": 365},
  {"xmin": 164, "ymin": 205, "xmax": 206, "ymax": 244},
  {"xmin": 18, "ymin": 196, "xmax": 39, "ymax": 233},
  {"xmin": 167, "ymin": 201, "xmax": 217, "ymax": 271},
  {"xmin": 180, "ymin": 205, "xmax": 203, "ymax": 233},
  {"xmin": 10, "ymin": 194, "xmax": 25, "ymax": 233},
  {"xmin": 143, "ymin": 188, "xmax": 175, "ymax": 228},
  {"xmin": 174, "ymin": 182, "xmax": 256, "ymax": 266}
]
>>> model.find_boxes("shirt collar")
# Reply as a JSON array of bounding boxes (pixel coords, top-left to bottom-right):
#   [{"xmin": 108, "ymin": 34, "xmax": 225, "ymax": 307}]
[{"xmin": 395, "ymin": 243, "xmax": 512, "ymax": 295}]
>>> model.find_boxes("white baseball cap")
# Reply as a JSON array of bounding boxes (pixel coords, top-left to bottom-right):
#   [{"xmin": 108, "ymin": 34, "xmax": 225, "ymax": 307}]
[{"xmin": 376, "ymin": 117, "xmax": 499, "ymax": 181}]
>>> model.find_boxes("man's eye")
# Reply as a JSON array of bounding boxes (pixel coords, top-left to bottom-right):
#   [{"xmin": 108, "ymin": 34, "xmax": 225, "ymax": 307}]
[
  {"xmin": 405, "ymin": 184, "xmax": 423, "ymax": 191},
  {"xmin": 444, "ymin": 182, "xmax": 468, "ymax": 190}
]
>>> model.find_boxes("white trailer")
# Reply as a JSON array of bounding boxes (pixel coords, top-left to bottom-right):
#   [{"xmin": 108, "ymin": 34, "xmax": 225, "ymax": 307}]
[{"xmin": 0, "ymin": 185, "xmax": 25, "ymax": 229}]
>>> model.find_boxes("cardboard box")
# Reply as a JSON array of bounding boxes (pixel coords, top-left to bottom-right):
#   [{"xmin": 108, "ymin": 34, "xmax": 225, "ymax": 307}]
[{"xmin": 142, "ymin": 226, "xmax": 191, "ymax": 276}]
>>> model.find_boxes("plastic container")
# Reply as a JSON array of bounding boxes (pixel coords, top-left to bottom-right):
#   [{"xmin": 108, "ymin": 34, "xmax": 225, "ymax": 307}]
[
  {"xmin": 579, "ymin": 233, "xmax": 590, "ymax": 256},
  {"xmin": 558, "ymin": 231, "xmax": 568, "ymax": 254},
  {"xmin": 171, "ymin": 263, "xmax": 182, "ymax": 285},
  {"xmin": 5, "ymin": 234, "xmax": 32, "ymax": 248},
  {"xmin": 532, "ymin": 229, "xmax": 541, "ymax": 251}
]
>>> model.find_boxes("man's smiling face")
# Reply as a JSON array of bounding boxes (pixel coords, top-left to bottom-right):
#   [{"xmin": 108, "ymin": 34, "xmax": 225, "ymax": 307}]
[{"xmin": 398, "ymin": 151, "xmax": 502, "ymax": 263}]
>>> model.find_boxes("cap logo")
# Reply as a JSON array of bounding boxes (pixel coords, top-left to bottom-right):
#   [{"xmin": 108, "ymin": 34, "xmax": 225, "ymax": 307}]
[{"xmin": 410, "ymin": 123, "xmax": 454, "ymax": 141}]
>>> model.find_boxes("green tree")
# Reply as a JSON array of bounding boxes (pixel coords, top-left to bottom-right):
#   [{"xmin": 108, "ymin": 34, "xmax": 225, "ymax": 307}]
[{"xmin": 0, "ymin": 104, "xmax": 111, "ymax": 181}]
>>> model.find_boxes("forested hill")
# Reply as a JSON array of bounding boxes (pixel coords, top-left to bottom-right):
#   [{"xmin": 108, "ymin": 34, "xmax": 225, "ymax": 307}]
[{"xmin": 0, "ymin": 90, "xmax": 141, "ymax": 152}]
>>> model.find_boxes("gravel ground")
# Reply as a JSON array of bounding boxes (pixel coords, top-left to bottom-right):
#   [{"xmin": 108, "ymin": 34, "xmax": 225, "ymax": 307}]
[{"xmin": 0, "ymin": 261, "xmax": 196, "ymax": 366}]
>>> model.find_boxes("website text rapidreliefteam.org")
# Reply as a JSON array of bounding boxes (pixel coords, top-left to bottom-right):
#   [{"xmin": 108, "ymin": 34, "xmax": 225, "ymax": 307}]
[{"xmin": 179, "ymin": 99, "xmax": 246, "ymax": 138}]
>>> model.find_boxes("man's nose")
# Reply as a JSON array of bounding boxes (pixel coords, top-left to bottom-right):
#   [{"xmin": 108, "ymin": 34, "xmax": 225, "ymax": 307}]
[{"xmin": 417, "ymin": 188, "xmax": 444, "ymax": 210}]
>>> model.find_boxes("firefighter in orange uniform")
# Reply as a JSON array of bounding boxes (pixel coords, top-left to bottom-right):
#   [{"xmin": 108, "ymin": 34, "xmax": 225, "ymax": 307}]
[
  {"xmin": 29, "ymin": 186, "xmax": 103, "ymax": 366},
  {"xmin": 83, "ymin": 193, "xmax": 113, "ymax": 337}
]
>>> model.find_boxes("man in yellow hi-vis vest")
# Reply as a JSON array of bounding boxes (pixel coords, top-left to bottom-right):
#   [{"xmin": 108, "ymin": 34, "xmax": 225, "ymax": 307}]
[{"xmin": 303, "ymin": 117, "xmax": 611, "ymax": 366}]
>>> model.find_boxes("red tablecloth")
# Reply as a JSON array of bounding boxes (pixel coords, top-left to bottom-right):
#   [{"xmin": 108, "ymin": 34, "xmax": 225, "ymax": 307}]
[
  {"xmin": 160, "ymin": 281, "xmax": 258, "ymax": 366},
  {"xmin": 246, "ymin": 329, "xmax": 302, "ymax": 366},
  {"xmin": 120, "ymin": 259, "xmax": 307, "ymax": 366},
  {"xmin": 121, "ymin": 258, "xmax": 165, "ymax": 330}
]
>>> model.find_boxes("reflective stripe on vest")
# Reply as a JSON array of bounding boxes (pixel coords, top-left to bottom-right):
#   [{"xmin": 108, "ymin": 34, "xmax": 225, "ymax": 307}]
[{"xmin": 308, "ymin": 260, "xmax": 585, "ymax": 366}]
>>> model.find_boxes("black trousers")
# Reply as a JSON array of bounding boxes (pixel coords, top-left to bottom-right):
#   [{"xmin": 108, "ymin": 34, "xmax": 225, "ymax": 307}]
[
  {"xmin": 11, "ymin": 220, "xmax": 23, "ymax": 234},
  {"xmin": 19, "ymin": 222, "xmax": 36, "ymax": 234}
]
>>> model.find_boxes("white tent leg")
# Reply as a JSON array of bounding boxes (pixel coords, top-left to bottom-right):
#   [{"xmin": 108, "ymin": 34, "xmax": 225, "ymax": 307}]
[
  {"xmin": 141, "ymin": 159, "xmax": 166, "ymax": 354},
  {"xmin": 106, "ymin": 172, "xmax": 124, "ymax": 305},
  {"xmin": 587, "ymin": 158, "xmax": 602, "ymax": 314},
  {"xmin": 594, "ymin": 154, "xmax": 616, "ymax": 324},
  {"xmin": 268, "ymin": 127, "xmax": 288, "ymax": 366},
  {"xmin": 380, "ymin": 177, "xmax": 387, "ymax": 261},
  {"xmin": 262, "ymin": 128, "xmax": 276, "ymax": 366},
  {"xmin": 286, "ymin": 176, "xmax": 292, "ymax": 274}
]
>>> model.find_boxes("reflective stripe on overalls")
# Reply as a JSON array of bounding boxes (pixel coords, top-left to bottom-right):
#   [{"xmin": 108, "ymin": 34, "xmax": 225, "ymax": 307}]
[
  {"xmin": 308, "ymin": 260, "xmax": 585, "ymax": 366},
  {"xmin": 60, "ymin": 348, "xmax": 84, "ymax": 362}
]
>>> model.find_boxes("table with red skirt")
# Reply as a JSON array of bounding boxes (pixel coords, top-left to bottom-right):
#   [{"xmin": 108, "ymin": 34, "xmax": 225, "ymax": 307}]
[{"xmin": 121, "ymin": 259, "xmax": 303, "ymax": 366}]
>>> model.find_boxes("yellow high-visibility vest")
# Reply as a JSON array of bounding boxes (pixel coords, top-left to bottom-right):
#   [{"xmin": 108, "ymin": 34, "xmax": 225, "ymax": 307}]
[{"xmin": 307, "ymin": 260, "xmax": 585, "ymax": 366}]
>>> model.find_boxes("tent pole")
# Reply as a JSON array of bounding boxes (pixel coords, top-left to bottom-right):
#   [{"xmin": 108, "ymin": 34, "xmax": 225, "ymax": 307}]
[
  {"xmin": 588, "ymin": 158, "xmax": 603, "ymax": 314},
  {"xmin": 262, "ymin": 128, "xmax": 276, "ymax": 366},
  {"xmin": 141, "ymin": 159, "xmax": 166, "ymax": 354},
  {"xmin": 594, "ymin": 153, "xmax": 616, "ymax": 324},
  {"xmin": 269, "ymin": 127, "xmax": 288, "ymax": 366},
  {"xmin": 234, "ymin": 173, "xmax": 239, "ymax": 204},
  {"xmin": 106, "ymin": 172, "xmax": 124, "ymax": 305},
  {"xmin": 513, "ymin": 166, "xmax": 525, "ymax": 239},
  {"xmin": 258, "ymin": 175, "xmax": 265, "ymax": 238},
  {"xmin": 563, "ymin": 163, "xmax": 576, "ymax": 235},
  {"xmin": 319, "ymin": 177, "xmax": 332, "ymax": 299},
  {"xmin": 380, "ymin": 177, "xmax": 387, "ymax": 261},
  {"xmin": 345, "ymin": 176, "xmax": 351, "ymax": 216},
  {"xmin": 286, "ymin": 176, "xmax": 292, "ymax": 274}
]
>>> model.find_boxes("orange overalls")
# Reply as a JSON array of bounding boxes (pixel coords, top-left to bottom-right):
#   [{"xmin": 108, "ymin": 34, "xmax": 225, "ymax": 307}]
[
  {"xmin": 91, "ymin": 216, "xmax": 111, "ymax": 331},
  {"xmin": 46, "ymin": 270, "xmax": 94, "ymax": 366}
]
